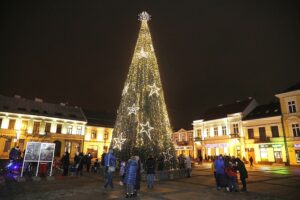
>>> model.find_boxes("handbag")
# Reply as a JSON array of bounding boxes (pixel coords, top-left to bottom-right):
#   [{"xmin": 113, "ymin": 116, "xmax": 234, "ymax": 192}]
[{"xmin": 108, "ymin": 166, "xmax": 115, "ymax": 172}]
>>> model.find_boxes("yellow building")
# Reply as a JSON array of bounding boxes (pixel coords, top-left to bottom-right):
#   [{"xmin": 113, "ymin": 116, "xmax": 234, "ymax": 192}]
[
  {"xmin": 82, "ymin": 110, "xmax": 114, "ymax": 159},
  {"xmin": 276, "ymin": 83, "xmax": 300, "ymax": 165},
  {"xmin": 193, "ymin": 98, "xmax": 257, "ymax": 160},
  {"xmin": 0, "ymin": 95, "xmax": 87, "ymax": 160},
  {"xmin": 172, "ymin": 129, "xmax": 194, "ymax": 158},
  {"xmin": 243, "ymin": 102, "xmax": 287, "ymax": 164}
]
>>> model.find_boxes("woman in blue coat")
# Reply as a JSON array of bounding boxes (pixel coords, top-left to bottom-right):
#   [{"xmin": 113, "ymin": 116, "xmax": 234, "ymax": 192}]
[{"xmin": 124, "ymin": 156, "xmax": 138, "ymax": 198}]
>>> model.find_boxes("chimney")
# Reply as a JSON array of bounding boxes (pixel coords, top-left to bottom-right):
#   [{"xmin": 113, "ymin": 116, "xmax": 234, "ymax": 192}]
[
  {"xmin": 14, "ymin": 95, "xmax": 21, "ymax": 99},
  {"xmin": 34, "ymin": 98, "xmax": 43, "ymax": 103}
]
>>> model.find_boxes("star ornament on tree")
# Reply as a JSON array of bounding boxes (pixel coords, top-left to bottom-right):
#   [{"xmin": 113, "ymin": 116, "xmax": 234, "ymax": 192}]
[
  {"xmin": 128, "ymin": 104, "xmax": 139, "ymax": 115},
  {"xmin": 148, "ymin": 83, "xmax": 160, "ymax": 97},
  {"xmin": 139, "ymin": 121, "xmax": 154, "ymax": 140},
  {"xmin": 163, "ymin": 148, "xmax": 174, "ymax": 162},
  {"xmin": 113, "ymin": 132, "xmax": 126, "ymax": 150},
  {"xmin": 137, "ymin": 47, "xmax": 148, "ymax": 59}
]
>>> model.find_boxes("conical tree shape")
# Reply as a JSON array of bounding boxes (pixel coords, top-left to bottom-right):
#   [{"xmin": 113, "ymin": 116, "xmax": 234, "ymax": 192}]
[{"xmin": 111, "ymin": 12, "xmax": 176, "ymax": 169}]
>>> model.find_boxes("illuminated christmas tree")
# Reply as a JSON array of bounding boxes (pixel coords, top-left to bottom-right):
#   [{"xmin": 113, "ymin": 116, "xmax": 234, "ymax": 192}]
[{"xmin": 111, "ymin": 11, "xmax": 176, "ymax": 168}]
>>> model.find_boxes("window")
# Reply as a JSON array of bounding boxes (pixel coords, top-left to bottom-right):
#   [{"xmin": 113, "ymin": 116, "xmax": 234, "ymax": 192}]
[
  {"xmin": 45, "ymin": 123, "xmax": 51, "ymax": 134},
  {"xmin": 214, "ymin": 127, "xmax": 218, "ymax": 136},
  {"xmin": 288, "ymin": 101, "xmax": 297, "ymax": 113},
  {"xmin": 222, "ymin": 126, "xmax": 227, "ymax": 135},
  {"xmin": 271, "ymin": 126, "xmax": 279, "ymax": 138},
  {"xmin": 248, "ymin": 128, "xmax": 254, "ymax": 139},
  {"xmin": 33, "ymin": 122, "xmax": 40, "ymax": 135},
  {"xmin": 206, "ymin": 128, "xmax": 210, "ymax": 137},
  {"xmin": 8, "ymin": 119, "xmax": 16, "ymax": 130},
  {"xmin": 292, "ymin": 124, "xmax": 300, "ymax": 137},
  {"xmin": 21, "ymin": 120, "xmax": 28, "ymax": 131},
  {"xmin": 65, "ymin": 141, "xmax": 71, "ymax": 153},
  {"xmin": 91, "ymin": 130, "xmax": 97, "ymax": 139},
  {"xmin": 4, "ymin": 139, "xmax": 12, "ymax": 152},
  {"xmin": 67, "ymin": 125, "xmax": 73, "ymax": 134},
  {"xmin": 56, "ymin": 124, "xmax": 62, "ymax": 133},
  {"xmin": 0, "ymin": 118, "xmax": 2, "ymax": 128},
  {"xmin": 76, "ymin": 126, "xmax": 82, "ymax": 134},
  {"xmin": 259, "ymin": 127, "xmax": 267, "ymax": 141},
  {"xmin": 260, "ymin": 148, "xmax": 268, "ymax": 161},
  {"xmin": 196, "ymin": 129, "xmax": 201, "ymax": 138},
  {"xmin": 104, "ymin": 131, "xmax": 109, "ymax": 140},
  {"xmin": 233, "ymin": 124, "xmax": 239, "ymax": 134}
]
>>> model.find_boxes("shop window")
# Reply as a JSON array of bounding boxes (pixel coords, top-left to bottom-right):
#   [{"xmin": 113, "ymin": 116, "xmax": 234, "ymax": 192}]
[
  {"xmin": 214, "ymin": 127, "xmax": 218, "ymax": 136},
  {"xmin": 67, "ymin": 125, "xmax": 73, "ymax": 134},
  {"xmin": 248, "ymin": 128, "xmax": 254, "ymax": 139},
  {"xmin": 271, "ymin": 126, "xmax": 279, "ymax": 138},
  {"xmin": 45, "ymin": 123, "xmax": 51, "ymax": 134},
  {"xmin": 33, "ymin": 121, "xmax": 40, "ymax": 135},
  {"xmin": 259, "ymin": 127, "xmax": 267, "ymax": 141},
  {"xmin": 222, "ymin": 126, "xmax": 227, "ymax": 135},
  {"xmin": 292, "ymin": 124, "xmax": 300, "ymax": 137},
  {"xmin": 87, "ymin": 146, "xmax": 98, "ymax": 158},
  {"xmin": 8, "ymin": 119, "xmax": 16, "ymax": 130},
  {"xmin": 4, "ymin": 139, "xmax": 12, "ymax": 152},
  {"xmin": 260, "ymin": 148, "xmax": 268, "ymax": 161},
  {"xmin": 56, "ymin": 124, "xmax": 62, "ymax": 133},
  {"xmin": 76, "ymin": 126, "xmax": 82, "ymax": 134},
  {"xmin": 296, "ymin": 150, "xmax": 300, "ymax": 163},
  {"xmin": 288, "ymin": 101, "xmax": 297, "ymax": 113},
  {"xmin": 233, "ymin": 124, "xmax": 239, "ymax": 134},
  {"xmin": 91, "ymin": 130, "xmax": 97, "ymax": 139}
]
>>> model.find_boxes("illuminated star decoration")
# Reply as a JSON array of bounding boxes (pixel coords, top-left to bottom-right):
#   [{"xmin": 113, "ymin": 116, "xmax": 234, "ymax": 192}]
[
  {"xmin": 163, "ymin": 148, "xmax": 173, "ymax": 162},
  {"xmin": 137, "ymin": 47, "xmax": 148, "ymax": 59},
  {"xmin": 113, "ymin": 132, "xmax": 126, "ymax": 150},
  {"xmin": 122, "ymin": 84, "xmax": 129, "ymax": 96},
  {"xmin": 139, "ymin": 121, "xmax": 154, "ymax": 140},
  {"xmin": 138, "ymin": 11, "xmax": 151, "ymax": 21},
  {"xmin": 148, "ymin": 83, "xmax": 160, "ymax": 97},
  {"xmin": 128, "ymin": 104, "xmax": 140, "ymax": 115}
]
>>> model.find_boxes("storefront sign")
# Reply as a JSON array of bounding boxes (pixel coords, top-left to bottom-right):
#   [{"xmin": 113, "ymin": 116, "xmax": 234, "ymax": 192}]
[
  {"xmin": 272, "ymin": 144, "xmax": 282, "ymax": 148},
  {"xmin": 294, "ymin": 144, "xmax": 300, "ymax": 148},
  {"xmin": 259, "ymin": 144, "xmax": 272, "ymax": 148},
  {"xmin": 175, "ymin": 146, "xmax": 193, "ymax": 150}
]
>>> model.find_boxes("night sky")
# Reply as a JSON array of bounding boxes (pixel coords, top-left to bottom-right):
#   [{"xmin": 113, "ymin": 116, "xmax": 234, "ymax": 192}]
[{"xmin": 0, "ymin": 0, "xmax": 299, "ymax": 130}]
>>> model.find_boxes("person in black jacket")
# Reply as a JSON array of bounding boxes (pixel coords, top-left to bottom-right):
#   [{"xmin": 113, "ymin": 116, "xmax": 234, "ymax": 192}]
[
  {"xmin": 236, "ymin": 158, "xmax": 248, "ymax": 192},
  {"xmin": 86, "ymin": 153, "xmax": 93, "ymax": 172},
  {"xmin": 74, "ymin": 152, "xmax": 84, "ymax": 176},
  {"xmin": 146, "ymin": 155, "xmax": 156, "ymax": 189},
  {"xmin": 61, "ymin": 152, "xmax": 70, "ymax": 176}
]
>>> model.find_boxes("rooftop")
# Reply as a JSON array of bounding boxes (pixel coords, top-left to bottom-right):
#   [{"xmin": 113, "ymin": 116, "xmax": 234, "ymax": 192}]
[
  {"xmin": 282, "ymin": 82, "xmax": 300, "ymax": 93},
  {"xmin": 243, "ymin": 102, "xmax": 281, "ymax": 121},
  {"xmin": 83, "ymin": 109, "xmax": 115, "ymax": 128}
]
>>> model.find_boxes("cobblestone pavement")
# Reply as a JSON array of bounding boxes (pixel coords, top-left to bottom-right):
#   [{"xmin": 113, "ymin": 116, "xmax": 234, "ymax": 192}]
[{"xmin": 1, "ymin": 164, "xmax": 299, "ymax": 200}]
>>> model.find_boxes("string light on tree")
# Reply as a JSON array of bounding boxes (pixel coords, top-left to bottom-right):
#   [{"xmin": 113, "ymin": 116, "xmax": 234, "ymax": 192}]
[
  {"xmin": 139, "ymin": 121, "xmax": 154, "ymax": 140},
  {"xmin": 148, "ymin": 83, "xmax": 160, "ymax": 97},
  {"xmin": 122, "ymin": 84, "xmax": 129, "ymax": 96},
  {"xmin": 128, "ymin": 104, "xmax": 139, "ymax": 115},
  {"xmin": 113, "ymin": 132, "xmax": 126, "ymax": 150}
]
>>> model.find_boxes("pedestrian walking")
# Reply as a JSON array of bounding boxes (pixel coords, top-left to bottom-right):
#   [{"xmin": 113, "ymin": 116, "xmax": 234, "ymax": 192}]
[
  {"xmin": 86, "ymin": 152, "xmax": 93, "ymax": 172},
  {"xmin": 119, "ymin": 161, "xmax": 126, "ymax": 185},
  {"xmin": 133, "ymin": 156, "xmax": 141, "ymax": 197},
  {"xmin": 185, "ymin": 155, "xmax": 192, "ymax": 178},
  {"xmin": 61, "ymin": 152, "xmax": 70, "ymax": 176},
  {"xmin": 104, "ymin": 149, "xmax": 116, "ymax": 189},
  {"xmin": 146, "ymin": 155, "xmax": 156, "ymax": 189},
  {"xmin": 74, "ymin": 152, "xmax": 84, "ymax": 176},
  {"xmin": 214, "ymin": 155, "xmax": 226, "ymax": 190},
  {"xmin": 93, "ymin": 158, "xmax": 100, "ymax": 173},
  {"xmin": 249, "ymin": 156, "xmax": 254, "ymax": 167},
  {"xmin": 236, "ymin": 158, "xmax": 248, "ymax": 192},
  {"xmin": 124, "ymin": 156, "xmax": 138, "ymax": 198}
]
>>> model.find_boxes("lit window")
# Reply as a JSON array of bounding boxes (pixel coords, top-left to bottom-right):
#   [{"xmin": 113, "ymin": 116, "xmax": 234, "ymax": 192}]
[
  {"xmin": 248, "ymin": 128, "xmax": 254, "ymax": 139},
  {"xmin": 233, "ymin": 124, "xmax": 239, "ymax": 134},
  {"xmin": 33, "ymin": 122, "xmax": 40, "ymax": 135},
  {"xmin": 222, "ymin": 126, "xmax": 227, "ymax": 135},
  {"xmin": 91, "ymin": 130, "xmax": 97, "ymax": 139},
  {"xmin": 21, "ymin": 120, "xmax": 28, "ymax": 131},
  {"xmin": 8, "ymin": 119, "xmax": 16, "ymax": 130},
  {"xmin": 214, "ymin": 127, "xmax": 218, "ymax": 136},
  {"xmin": 288, "ymin": 101, "xmax": 297, "ymax": 113},
  {"xmin": 271, "ymin": 126, "xmax": 279, "ymax": 138},
  {"xmin": 206, "ymin": 128, "xmax": 210, "ymax": 137},
  {"xmin": 56, "ymin": 124, "xmax": 62, "ymax": 133},
  {"xmin": 292, "ymin": 124, "xmax": 300, "ymax": 137},
  {"xmin": 45, "ymin": 123, "xmax": 51, "ymax": 134},
  {"xmin": 67, "ymin": 125, "xmax": 73, "ymax": 134},
  {"xmin": 104, "ymin": 131, "xmax": 109, "ymax": 140},
  {"xmin": 196, "ymin": 129, "xmax": 201, "ymax": 138},
  {"xmin": 76, "ymin": 126, "xmax": 82, "ymax": 134}
]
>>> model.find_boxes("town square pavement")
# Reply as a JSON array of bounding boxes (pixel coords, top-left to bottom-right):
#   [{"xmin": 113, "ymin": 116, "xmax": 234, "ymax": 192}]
[{"xmin": 1, "ymin": 164, "xmax": 299, "ymax": 200}]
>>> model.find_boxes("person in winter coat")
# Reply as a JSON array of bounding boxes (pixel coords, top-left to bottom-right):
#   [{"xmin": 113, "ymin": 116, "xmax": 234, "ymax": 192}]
[
  {"xmin": 74, "ymin": 152, "xmax": 84, "ymax": 176},
  {"xmin": 185, "ymin": 156, "xmax": 192, "ymax": 178},
  {"xmin": 134, "ymin": 156, "xmax": 141, "ymax": 197},
  {"xmin": 85, "ymin": 153, "xmax": 93, "ymax": 172},
  {"xmin": 61, "ymin": 152, "xmax": 70, "ymax": 176},
  {"xmin": 9, "ymin": 146, "xmax": 21, "ymax": 161},
  {"xmin": 146, "ymin": 155, "xmax": 156, "ymax": 188},
  {"xmin": 214, "ymin": 155, "xmax": 226, "ymax": 190},
  {"xmin": 249, "ymin": 156, "xmax": 254, "ymax": 167},
  {"xmin": 124, "ymin": 156, "xmax": 138, "ymax": 198},
  {"xmin": 225, "ymin": 160, "xmax": 238, "ymax": 192},
  {"xmin": 104, "ymin": 149, "xmax": 116, "ymax": 189},
  {"xmin": 236, "ymin": 158, "xmax": 248, "ymax": 192}
]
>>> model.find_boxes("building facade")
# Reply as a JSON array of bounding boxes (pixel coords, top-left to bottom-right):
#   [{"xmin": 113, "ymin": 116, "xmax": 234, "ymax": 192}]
[
  {"xmin": 193, "ymin": 98, "xmax": 257, "ymax": 160},
  {"xmin": 276, "ymin": 83, "xmax": 300, "ymax": 165},
  {"xmin": 0, "ymin": 95, "xmax": 87, "ymax": 160},
  {"xmin": 243, "ymin": 102, "xmax": 287, "ymax": 164},
  {"xmin": 172, "ymin": 129, "xmax": 194, "ymax": 158}
]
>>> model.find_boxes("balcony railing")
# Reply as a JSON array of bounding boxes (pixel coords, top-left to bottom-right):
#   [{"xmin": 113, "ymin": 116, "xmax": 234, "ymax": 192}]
[
  {"xmin": 176, "ymin": 141, "xmax": 189, "ymax": 146},
  {"xmin": 229, "ymin": 133, "xmax": 240, "ymax": 138},
  {"xmin": 254, "ymin": 137, "xmax": 270, "ymax": 143}
]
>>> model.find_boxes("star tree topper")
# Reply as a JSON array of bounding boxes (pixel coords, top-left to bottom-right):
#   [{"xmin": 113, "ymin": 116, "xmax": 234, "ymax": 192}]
[
  {"xmin": 128, "ymin": 103, "xmax": 139, "ymax": 115},
  {"xmin": 148, "ymin": 83, "xmax": 160, "ymax": 97},
  {"xmin": 113, "ymin": 132, "xmax": 126, "ymax": 150},
  {"xmin": 139, "ymin": 121, "xmax": 154, "ymax": 140}
]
